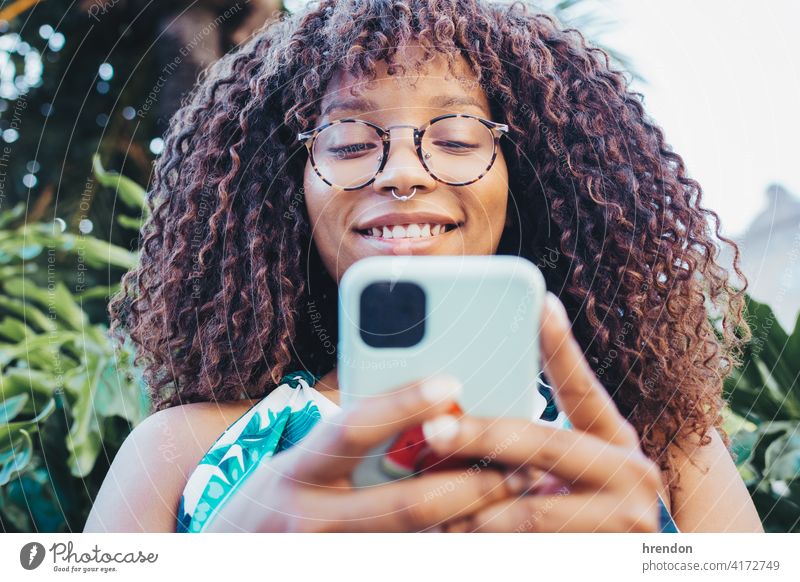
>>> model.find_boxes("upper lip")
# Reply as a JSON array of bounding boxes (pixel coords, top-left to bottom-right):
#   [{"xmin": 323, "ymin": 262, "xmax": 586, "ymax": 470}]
[{"xmin": 354, "ymin": 211, "xmax": 463, "ymax": 231}]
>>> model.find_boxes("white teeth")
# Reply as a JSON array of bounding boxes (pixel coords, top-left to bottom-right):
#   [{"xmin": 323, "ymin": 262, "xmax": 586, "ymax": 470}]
[{"xmin": 363, "ymin": 222, "xmax": 458, "ymax": 239}]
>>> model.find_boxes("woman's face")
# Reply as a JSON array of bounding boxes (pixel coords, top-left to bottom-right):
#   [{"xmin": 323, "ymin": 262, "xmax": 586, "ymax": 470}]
[{"xmin": 303, "ymin": 49, "xmax": 509, "ymax": 283}]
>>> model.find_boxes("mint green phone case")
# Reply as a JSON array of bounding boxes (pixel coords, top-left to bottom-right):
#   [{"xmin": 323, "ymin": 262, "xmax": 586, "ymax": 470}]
[
  {"xmin": 338, "ymin": 255, "xmax": 547, "ymax": 487},
  {"xmin": 338, "ymin": 255, "xmax": 547, "ymax": 420}
]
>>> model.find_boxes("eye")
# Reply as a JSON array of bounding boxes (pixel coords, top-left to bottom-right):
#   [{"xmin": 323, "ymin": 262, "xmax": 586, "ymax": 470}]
[
  {"xmin": 327, "ymin": 142, "xmax": 379, "ymax": 158},
  {"xmin": 432, "ymin": 140, "xmax": 480, "ymax": 151}
]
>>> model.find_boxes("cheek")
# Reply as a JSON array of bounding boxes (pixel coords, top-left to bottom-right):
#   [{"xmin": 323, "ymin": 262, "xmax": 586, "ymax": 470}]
[
  {"xmin": 302, "ymin": 165, "xmax": 320, "ymax": 222},
  {"xmin": 468, "ymin": 169, "xmax": 508, "ymax": 251},
  {"xmin": 490, "ymin": 158, "xmax": 510, "ymax": 229},
  {"xmin": 303, "ymin": 168, "xmax": 333, "ymax": 235},
  {"xmin": 486, "ymin": 189, "xmax": 509, "ymax": 249},
  {"xmin": 303, "ymin": 167, "xmax": 348, "ymax": 274}
]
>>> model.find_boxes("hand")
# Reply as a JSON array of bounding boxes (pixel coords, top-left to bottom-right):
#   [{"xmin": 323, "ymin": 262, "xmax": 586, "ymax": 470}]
[
  {"xmin": 217, "ymin": 375, "xmax": 522, "ymax": 532},
  {"xmin": 425, "ymin": 292, "xmax": 663, "ymax": 532}
]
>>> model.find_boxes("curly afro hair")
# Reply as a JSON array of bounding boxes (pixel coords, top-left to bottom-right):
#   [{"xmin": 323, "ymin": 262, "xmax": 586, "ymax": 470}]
[{"xmin": 110, "ymin": 0, "xmax": 750, "ymax": 486}]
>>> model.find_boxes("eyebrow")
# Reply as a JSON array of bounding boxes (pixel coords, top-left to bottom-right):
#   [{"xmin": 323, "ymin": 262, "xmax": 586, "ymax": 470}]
[
  {"xmin": 321, "ymin": 93, "xmax": 488, "ymax": 117},
  {"xmin": 321, "ymin": 97, "xmax": 379, "ymax": 117},
  {"xmin": 428, "ymin": 94, "xmax": 487, "ymax": 113}
]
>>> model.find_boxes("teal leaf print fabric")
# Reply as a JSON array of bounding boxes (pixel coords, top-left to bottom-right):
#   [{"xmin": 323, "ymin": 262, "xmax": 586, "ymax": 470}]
[
  {"xmin": 176, "ymin": 372, "xmax": 337, "ymax": 533},
  {"xmin": 176, "ymin": 371, "xmax": 678, "ymax": 532}
]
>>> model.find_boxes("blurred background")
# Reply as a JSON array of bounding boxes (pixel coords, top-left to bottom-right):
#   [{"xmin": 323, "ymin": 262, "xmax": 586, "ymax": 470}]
[{"xmin": 0, "ymin": 0, "xmax": 798, "ymax": 532}]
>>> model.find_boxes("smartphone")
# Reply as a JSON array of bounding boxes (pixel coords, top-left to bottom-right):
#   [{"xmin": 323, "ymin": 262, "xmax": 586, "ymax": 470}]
[{"xmin": 338, "ymin": 255, "xmax": 547, "ymax": 486}]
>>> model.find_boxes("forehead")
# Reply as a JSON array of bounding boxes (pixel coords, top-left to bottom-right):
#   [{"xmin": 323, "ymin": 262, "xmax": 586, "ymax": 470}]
[{"xmin": 318, "ymin": 50, "xmax": 490, "ymax": 120}]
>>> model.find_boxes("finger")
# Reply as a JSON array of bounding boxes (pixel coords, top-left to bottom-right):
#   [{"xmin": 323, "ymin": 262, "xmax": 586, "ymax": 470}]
[
  {"xmin": 295, "ymin": 467, "xmax": 515, "ymax": 532},
  {"xmin": 506, "ymin": 466, "xmax": 568, "ymax": 496},
  {"xmin": 529, "ymin": 471, "xmax": 569, "ymax": 496},
  {"xmin": 289, "ymin": 374, "xmax": 463, "ymax": 483},
  {"xmin": 425, "ymin": 415, "xmax": 653, "ymax": 489},
  {"xmin": 540, "ymin": 292, "xmax": 637, "ymax": 446},
  {"xmin": 440, "ymin": 516, "xmax": 473, "ymax": 533},
  {"xmin": 345, "ymin": 466, "xmax": 513, "ymax": 532},
  {"xmin": 466, "ymin": 491, "xmax": 660, "ymax": 533}
]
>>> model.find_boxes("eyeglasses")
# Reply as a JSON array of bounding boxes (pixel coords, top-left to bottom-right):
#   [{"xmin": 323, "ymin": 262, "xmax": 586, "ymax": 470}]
[{"xmin": 297, "ymin": 113, "xmax": 509, "ymax": 191}]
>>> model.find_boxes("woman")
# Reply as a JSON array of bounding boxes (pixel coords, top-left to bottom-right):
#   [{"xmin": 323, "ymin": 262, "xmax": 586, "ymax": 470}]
[{"xmin": 85, "ymin": 0, "xmax": 763, "ymax": 533}]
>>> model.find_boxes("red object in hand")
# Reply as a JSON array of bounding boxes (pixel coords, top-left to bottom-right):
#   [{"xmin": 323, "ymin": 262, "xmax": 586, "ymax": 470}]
[{"xmin": 382, "ymin": 402, "xmax": 466, "ymax": 478}]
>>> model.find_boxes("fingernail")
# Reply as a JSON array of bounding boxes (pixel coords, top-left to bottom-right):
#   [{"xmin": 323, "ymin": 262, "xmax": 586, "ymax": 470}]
[
  {"xmin": 421, "ymin": 375, "xmax": 462, "ymax": 404},
  {"xmin": 504, "ymin": 471, "xmax": 529, "ymax": 495},
  {"xmin": 422, "ymin": 414, "xmax": 460, "ymax": 447}
]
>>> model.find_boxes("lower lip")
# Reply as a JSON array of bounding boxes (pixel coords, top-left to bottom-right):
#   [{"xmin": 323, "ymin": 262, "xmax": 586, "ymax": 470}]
[{"xmin": 354, "ymin": 227, "xmax": 460, "ymax": 254}]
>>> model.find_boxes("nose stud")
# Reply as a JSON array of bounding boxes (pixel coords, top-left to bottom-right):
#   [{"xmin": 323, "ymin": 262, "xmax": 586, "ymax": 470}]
[{"xmin": 391, "ymin": 187, "xmax": 417, "ymax": 202}]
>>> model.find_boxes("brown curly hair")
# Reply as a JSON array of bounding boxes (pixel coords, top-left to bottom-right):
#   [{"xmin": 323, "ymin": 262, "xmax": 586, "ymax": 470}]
[{"xmin": 110, "ymin": 0, "xmax": 750, "ymax": 484}]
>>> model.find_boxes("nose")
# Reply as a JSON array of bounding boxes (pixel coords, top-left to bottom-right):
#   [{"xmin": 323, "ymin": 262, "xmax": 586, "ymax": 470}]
[{"xmin": 371, "ymin": 125, "xmax": 437, "ymax": 198}]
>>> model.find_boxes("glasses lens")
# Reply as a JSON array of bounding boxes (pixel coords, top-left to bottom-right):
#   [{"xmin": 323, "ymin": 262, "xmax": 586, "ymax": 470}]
[
  {"xmin": 421, "ymin": 116, "xmax": 496, "ymax": 184},
  {"xmin": 312, "ymin": 121, "xmax": 383, "ymax": 189}
]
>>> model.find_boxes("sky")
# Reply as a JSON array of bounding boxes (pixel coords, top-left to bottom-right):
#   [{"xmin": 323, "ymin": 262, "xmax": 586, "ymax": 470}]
[{"xmin": 587, "ymin": 0, "xmax": 800, "ymax": 236}]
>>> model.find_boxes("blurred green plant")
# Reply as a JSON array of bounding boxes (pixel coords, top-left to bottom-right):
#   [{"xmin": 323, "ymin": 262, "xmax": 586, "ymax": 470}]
[
  {"xmin": 724, "ymin": 296, "xmax": 800, "ymax": 532},
  {"xmin": 0, "ymin": 161, "xmax": 149, "ymax": 532},
  {"xmin": 92, "ymin": 154, "xmax": 150, "ymax": 231}
]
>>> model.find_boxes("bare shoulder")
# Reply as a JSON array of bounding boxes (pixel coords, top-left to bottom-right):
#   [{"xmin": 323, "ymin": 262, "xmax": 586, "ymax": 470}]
[
  {"xmin": 83, "ymin": 399, "xmax": 256, "ymax": 533},
  {"xmin": 140, "ymin": 400, "xmax": 257, "ymax": 457},
  {"xmin": 666, "ymin": 427, "xmax": 763, "ymax": 532}
]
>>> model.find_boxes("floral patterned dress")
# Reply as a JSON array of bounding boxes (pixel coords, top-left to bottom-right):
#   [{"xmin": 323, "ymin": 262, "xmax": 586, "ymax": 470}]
[{"xmin": 176, "ymin": 370, "xmax": 678, "ymax": 533}]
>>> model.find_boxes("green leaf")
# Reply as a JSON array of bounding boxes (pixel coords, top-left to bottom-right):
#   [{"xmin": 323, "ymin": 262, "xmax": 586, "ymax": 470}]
[
  {"xmin": 0, "ymin": 264, "xmax": 34, "ymax": 280},
  {"xmin": 63, "ymin": 344, "xmax": 148, "ymax": 478},
  {"xmin": 0, "ymin": 203, "xmax": 25, "ymax": 229},
  {"xmin": 737, "ymin": 461, "xmax": 760, "ymax": 486},
  {"xmin": 0, "ymin": 429, "xmax": 33, "ymax": 487},
  {"xmin": 788, "ymin": 310, "xmax": 800, "ymax": 366},
  {"xmin": 730, "ymin": 428, "xmax": 759, "ymax": 467},
  {"xmin": 749, "ymin": 488, "xmax": 800, "ymax": 532},
  {"xmin": 0, "ymin": 398, "xmax": 56, "ymax": 450},
  {"xmin": 2, "ymin": 367, "xmax": 62, "ymax": 401},
  {"xmin": 786, "ymin": 310, "xmax": 800, "ymax": 409},
  {"xmin": 0, "ymin": 296, "xmax": 57, "ymax": 333},
  {"xmin": 2, "ymin": 465, "xmax": 69, "ymax": 532},
  {"xmin": 64, "ymin": 354, "xmax": 108, "ymax": 478},
  {"xmin": 0, "ymin": 394, "xmax": 29, "ymax": 425},
  {"xmin": 0, "ymin": 331, "xmax": 78, "ymax": 370},
  {"xmin": 764, "ymin": 428, "xmax": 800, "ymax": 482},
  {"xmin": 75, "ymin": 285, "xmax": 118, "ymax": 302},
  {"xmin": 724, "ymin": 378, "xmax": 786, "ymax": 423},
  {"xmin": 75, "ymin": 235, "xmax": 139, "ymax": 270},
  {"xmin": 725, "ymin": 295, "xmax": 800, "ymax": 423},
  {"xmin": 3, "ymin": 279, "xmax": 88, "ymax": 331},
  {"xmin": 93, "ymin": 359, "xmax": 148, "ymax": 424},
  {"xmin": 10, "ymin": 224, "xmax": 138, "ymax": 270},
  {"xmin": 0, "ymin": 317, "xmax": 34, "ymax": 342},
  {"xmin": 116, "ymin": 215, "xmax": 144, "ymax": 230},
  {"xmin": 744, "ymin": 297, "xmax": 799, "ymax": 404},
  {"xmin": 92, "ymin": 154, "xmax": 148, "ymax": 214}
]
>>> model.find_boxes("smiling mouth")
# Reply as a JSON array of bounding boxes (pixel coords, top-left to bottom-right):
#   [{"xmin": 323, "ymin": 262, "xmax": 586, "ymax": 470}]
[{"xmin": 356, "ymin": 222, "xmax": 462, "ymax": 240}]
